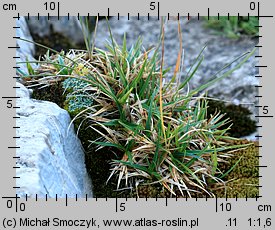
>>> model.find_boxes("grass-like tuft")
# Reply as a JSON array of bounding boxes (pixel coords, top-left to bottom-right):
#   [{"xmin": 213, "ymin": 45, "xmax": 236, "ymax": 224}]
[{"xmin": 17, "ymin": 17, "xmax": 257, "ymax": 197}]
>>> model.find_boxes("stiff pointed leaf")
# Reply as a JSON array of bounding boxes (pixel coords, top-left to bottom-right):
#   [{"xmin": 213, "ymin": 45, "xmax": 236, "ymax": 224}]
[
  {"xmin": 115, "ymin": 62, "xmax": 128, "ymax": 87},
  {"xmin": 170, "ymin": 155, "xmax": 204, "ymax": 187},
  {"xmin": 94, "ymin": 141, "xmax": 126, "ymax": 152},
  {"xmin": 128, "ymin": 57, "xmax": 147, "ymax": 90},
  {"xmin": 178, "ymin": 56, "xmax": 204, "ymax": 90},
  {"xmin": 114, "ymin": 160, "xmax": 149, "ymax": 174},
  {"xmin": 118, "ymin": 120, "xmax": 144, "ymax": 134},
  {"xmin": 26, "ymin": 57, "xmax": 35, "ymax": 75},
  {"xmin": 118, "ymin": 87, "xmax": 133, "ymax": 105},
  {"xmin": 122, "ymin": 33, "xmax": 127, "ymax": 56},
  {"xmin": 211, "ymin": 148, "xmax": 218, "ymax": 176}
]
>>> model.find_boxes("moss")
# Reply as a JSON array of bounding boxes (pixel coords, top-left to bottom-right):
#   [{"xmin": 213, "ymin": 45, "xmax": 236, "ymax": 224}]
[
  {"xmin": 207, "ymin": 100, "xmax": 256, "ymax": 137},
  {"xmin": 214, "ymin": 141, "xmax": 259, "ymax": 198},
  {"xmin": 132, "ymin": 182, "xmax": 170, "ymax": 198},
  {"xmin": 215, "ymin": 178, "xmax": 259, "ymax": 198},
  {"xmin": 31, "ymin": 82, "xmax": 66, "ymax": 108},
  {"xmin": 222, "ymin": 143, "xmax": 259, "ymax": 179}
]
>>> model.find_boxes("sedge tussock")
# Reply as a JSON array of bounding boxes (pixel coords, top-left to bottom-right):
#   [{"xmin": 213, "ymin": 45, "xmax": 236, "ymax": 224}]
[{"xmin": 18, "ymin": 18, "xmax": 256, "ymax": 197}]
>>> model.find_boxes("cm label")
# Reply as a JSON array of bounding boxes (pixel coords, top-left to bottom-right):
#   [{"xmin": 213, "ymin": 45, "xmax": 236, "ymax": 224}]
[
  {"xmin": 2, "ymin": 3, "xmax": 16, "ymax": 11},
  {"xmin": 258, "ymin": 204, "xmax": 272, "ymax": 212}
]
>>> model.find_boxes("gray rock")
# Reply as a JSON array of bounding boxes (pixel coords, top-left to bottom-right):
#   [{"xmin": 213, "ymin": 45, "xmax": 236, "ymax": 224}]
[
  {"xmin": 26, "ymin": 16, "xmax": 85, "ymax": 44},
  {"xmin": 16, "ymin": 17, "xmax": 37, "ymax": 76},
  {"xmin": 16, "ymin": 82, "xmax": 93, "ymax": 198},
  {"xmin": 94, "ymin": 17, "xmax": 259, "ymax": 117}
]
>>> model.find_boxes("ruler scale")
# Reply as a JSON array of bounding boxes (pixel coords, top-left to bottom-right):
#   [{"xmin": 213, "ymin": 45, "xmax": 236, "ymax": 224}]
[{"xmin": 1, "ymin": 0, "xmax": 274, "ymax": 229}]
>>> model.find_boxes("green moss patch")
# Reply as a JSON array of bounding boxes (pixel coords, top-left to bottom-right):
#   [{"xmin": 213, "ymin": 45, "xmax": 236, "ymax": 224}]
[{"xmin": 214, "ymin": 141, "xmax": 259, "ymax": 198}]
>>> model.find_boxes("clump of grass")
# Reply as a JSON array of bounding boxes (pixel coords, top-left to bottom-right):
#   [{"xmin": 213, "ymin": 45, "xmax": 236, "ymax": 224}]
[
  {"xmin": 17, "ymin": 17, "xmax": 256, "ymax": 197},
  {"xmin": 204, "ymin": 16, "xmax": 259, "ymax": 39}
]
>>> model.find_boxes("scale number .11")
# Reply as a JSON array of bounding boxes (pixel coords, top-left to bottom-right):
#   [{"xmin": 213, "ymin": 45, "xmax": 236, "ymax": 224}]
[{"xmin": 226, "ymin": 218, "xmax": 237, "ymax": 227}]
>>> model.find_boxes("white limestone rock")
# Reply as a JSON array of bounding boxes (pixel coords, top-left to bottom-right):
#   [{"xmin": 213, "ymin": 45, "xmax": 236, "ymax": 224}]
[
  {"xmin": 26, "ymin": 16, "xmax": 85, "ymax": 44},
  {"xmin": 16, "ymin": 82, "xmax": 92, "ymax": 198},
  {"xmin": 16, "ymin": 17, "xmax": 37, "ymax": 77}
]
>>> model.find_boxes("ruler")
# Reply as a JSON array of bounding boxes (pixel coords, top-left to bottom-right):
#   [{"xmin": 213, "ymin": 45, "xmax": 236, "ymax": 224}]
[{"xmin": 0, "ymin": 0, "xmax": 274, "ymax": 229}]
